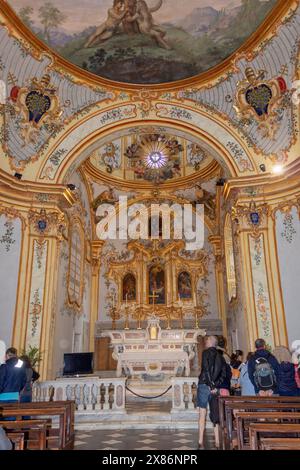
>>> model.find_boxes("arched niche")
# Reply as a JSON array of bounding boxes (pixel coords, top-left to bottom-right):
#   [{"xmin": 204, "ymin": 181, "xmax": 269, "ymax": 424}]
[
  {"xmin": 149, "ymin": 264, "xmax": 165, "ymax": 305},
  {"xmin": 177, "ymin": 271, "xmax": 192, "ymax": 300},
  {"xmin": 122, "ymin": 273, "xmax": 136, "ymax": 302}
]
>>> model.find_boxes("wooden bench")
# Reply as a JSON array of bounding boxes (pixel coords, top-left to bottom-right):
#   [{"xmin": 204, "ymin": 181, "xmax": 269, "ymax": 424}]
[
  {"xmin": 235, "ymin": 411, "xmax": 300, "ymax": 450},
  {"xmin": 0, "ymin": 401, "xmax": 75, "ymax": 450},
  {"xmin": 0, "ymin": 419, "xmax": 49, "ymax": 450},
  {"xmin": 218, "ymin": 397, "xmax": 300, "ymax": 450},
  {"xmin": 249, "ymin": 423, "xmax": 300, "ymax": 450},
  {"xmin": 260, "ymin": 437, "xmax": 300, "ymax": 450},
  {"xmin": 7, "ymin": 432, "xmax": 24, "ymax": 450}
]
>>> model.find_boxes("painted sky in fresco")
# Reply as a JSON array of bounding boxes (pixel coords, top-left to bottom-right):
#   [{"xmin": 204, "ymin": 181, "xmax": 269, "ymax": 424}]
[{"xmin": 9, "ymin": 0, "xmax": 245, "ymax": 33}]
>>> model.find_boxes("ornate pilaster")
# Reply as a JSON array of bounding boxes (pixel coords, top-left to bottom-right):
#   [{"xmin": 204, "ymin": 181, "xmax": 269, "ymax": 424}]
[
  {"xmin": 232, "ymin": 201, "xmax": 287, "ymax": 348},
  {"xmin": 89, "ymin": 240, "xmax": 104, "ymax": 351},
  {"xmin": 209, "ymin": 235, "xmax": 227, "ymax": 338},
  {"xmin": 13, "ymin": 208, "xmax": 65, "ymax": 380}
]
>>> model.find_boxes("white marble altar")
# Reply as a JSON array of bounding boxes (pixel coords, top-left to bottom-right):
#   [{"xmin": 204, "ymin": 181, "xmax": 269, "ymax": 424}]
[{"xmin": 101, "ymin": 317, "xmax": 205, "ymax": 378}]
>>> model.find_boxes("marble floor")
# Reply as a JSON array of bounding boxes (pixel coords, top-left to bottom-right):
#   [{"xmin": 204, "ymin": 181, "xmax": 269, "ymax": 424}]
[{"xmin": 74, "ymin": 429, "xmax": 215, "ymax": 451}]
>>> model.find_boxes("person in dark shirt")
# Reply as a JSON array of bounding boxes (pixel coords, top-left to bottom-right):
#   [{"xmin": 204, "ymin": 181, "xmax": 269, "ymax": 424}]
[
  {"xmin": 273, "ymin": 346, "xmax": 298, "ymax": 396},
  {"xmin": 0, "ymin": 348, "xmax": 27, "ymax": 403},
  {"xmin": 19, "ymin": 355, "xmax": 40, "ymax": 403},
  {"xmin": 248, "ymin": 339, "xmax": 280, "ymax": 395},
  {"xmin": 197, "ymin": 336, "xmax": 226, "ymax": 450}
]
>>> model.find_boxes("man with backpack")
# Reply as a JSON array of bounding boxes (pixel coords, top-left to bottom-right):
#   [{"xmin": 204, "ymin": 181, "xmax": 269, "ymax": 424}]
[{"xmin": 248, "ymin": 339, "xmax": 280, "ymax": 396}]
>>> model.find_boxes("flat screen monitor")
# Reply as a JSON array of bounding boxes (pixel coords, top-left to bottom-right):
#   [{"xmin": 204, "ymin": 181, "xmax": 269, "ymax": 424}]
[{"xmin": 63, "ymin": 352, "xmax": 93, "ymax": 376}]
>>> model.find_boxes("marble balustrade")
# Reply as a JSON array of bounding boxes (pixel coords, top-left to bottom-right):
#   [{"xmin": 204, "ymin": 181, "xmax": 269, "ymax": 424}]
[
  {"xmin": 32, "ymin": 377, "xmax": 126, "ymax": 413},
  {"xmin": 32, "ymin": 376, "xmax": 199, "ymax": 415}
]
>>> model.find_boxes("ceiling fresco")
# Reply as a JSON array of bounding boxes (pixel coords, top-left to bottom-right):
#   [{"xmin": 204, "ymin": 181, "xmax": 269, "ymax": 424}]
[
  {"xmin": 8, "ymin": 0, "xmax": 278, "ymax": 84},
  {"xmin": 88, "ymin": 132, "xmax": 215, "ymax": 183}
]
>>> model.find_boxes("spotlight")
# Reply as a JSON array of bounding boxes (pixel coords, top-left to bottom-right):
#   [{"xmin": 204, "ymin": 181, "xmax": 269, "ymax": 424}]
[
  {"xmin": 14, "ymin": 172, "xmax": 22, "ymax": 180},
  {"xmin": 67, "ymin": 184, "xmax": 77, "ymax": 191},
  {"xmin": 216, "ymin": 178, "xmax": 226, "ymax": 186},
  {"xmin": 259, "ymin": 164, "xmax": 266, "ymax": 172},
  {"xmin": 272, "ymin": 164, "xmax": 284, "ymax": 175}
]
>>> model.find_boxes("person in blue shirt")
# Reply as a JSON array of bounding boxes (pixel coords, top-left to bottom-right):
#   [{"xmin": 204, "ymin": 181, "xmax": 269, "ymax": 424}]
[
  {"xmin": 0, "ymin": 348, "xmax": 27, "ymax": 403},
  {"xmin": 239, "ymin": 352, "xmax": 256, "ymax": 396}
]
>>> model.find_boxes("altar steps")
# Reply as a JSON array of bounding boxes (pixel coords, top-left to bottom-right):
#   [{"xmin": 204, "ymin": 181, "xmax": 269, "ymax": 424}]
[{"xmin": 75, "ymin": 400, "xmax": 211, "ymax": 431}]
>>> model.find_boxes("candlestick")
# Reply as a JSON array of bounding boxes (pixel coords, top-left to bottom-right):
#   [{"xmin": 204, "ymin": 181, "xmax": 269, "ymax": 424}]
[{"xmin": 124, "ymin": 306, "xmax": 129, "ymax": 330}]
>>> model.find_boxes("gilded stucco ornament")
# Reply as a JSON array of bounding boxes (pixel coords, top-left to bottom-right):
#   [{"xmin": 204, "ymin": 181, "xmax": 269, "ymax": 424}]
[
  {"xmin": 232, "ymin": 201, "xmax": 269, "ymax": 236},
  {"xmin": 234, "ymin": 67, "xmax": 287, "ymax": 140},
  {"xmin": 13, "ymin": 73, "xmax": 63, "ymax": 145},
  {"xmin": 28, "ymin": 208, "xmax": 65, "ymax": 239}
]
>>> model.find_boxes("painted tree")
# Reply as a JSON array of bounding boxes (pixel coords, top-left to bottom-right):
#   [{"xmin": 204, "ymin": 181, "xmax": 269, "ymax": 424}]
[
  {"xmin": 38, "ymin": 2, "xmax": 66, "ymax": 44},
  {"xmin": 19, "ymin": 6, "xmax": 34, "ymax": 29}
]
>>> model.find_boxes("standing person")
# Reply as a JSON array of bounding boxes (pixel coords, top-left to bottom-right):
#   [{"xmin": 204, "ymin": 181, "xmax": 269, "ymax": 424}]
[
  {"xmin": 248, "ymin": 339, "xmax": 280, "ymax": 396},
  {"xmin": 273, "ymin": 346, "xmax": 298, "ymax": 397},
  {"xmin": 217, "ymin": 337, "xmax": 232, "ymax": 397},
  {"xmin": 238, "ymin": 352, "xmax": 256, "ymax": 396},
  {"xmin": 0, "ymin": 348, "xmax": 26, "ymax": 403},
  {"xmin": 230, "ymin": 350, "xmax": 243, "ymax": 395},
  {"xmin": 19, "ymin": 355, "xmax": 40, "ymax": 403},
  {"xmin": 197, "ymin": 336, "xmax": 226, "ymax": 450}
]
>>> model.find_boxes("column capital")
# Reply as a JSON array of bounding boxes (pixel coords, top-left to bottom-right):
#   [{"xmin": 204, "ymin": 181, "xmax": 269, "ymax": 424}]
[
  {"xmin": 90, "ymin": 240, "xmax": 105, "ymax": 275},
  {"xmin": 232, "ymin": 202, "xmax": 270, "ymax": 235},
  {"xmin": 28, "ymin": 208, "xmax": 66, "ymax": 239}
]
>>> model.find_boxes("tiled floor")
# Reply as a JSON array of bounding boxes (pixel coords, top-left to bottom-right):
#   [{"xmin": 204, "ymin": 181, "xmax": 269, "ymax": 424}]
[{"xmin": 74, "ymin": 429, "xmax": 215, "ymax": 451}]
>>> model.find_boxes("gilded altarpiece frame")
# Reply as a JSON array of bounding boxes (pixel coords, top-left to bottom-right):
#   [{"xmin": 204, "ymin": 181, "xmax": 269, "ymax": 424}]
[{"xmin": 106, "ymin": 239, "xmax": 208, "ymax": 322}]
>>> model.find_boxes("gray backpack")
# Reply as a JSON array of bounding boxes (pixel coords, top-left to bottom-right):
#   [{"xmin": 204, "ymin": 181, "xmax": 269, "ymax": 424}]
[{"xmin": 254, "ymin": 356, "xmax": 276, "ymax": 390}]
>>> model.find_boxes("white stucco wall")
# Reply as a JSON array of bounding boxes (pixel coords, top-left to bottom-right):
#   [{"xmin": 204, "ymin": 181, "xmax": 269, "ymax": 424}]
[
  {"xmin": 0, "ymin": 215, "xmax": 22, "ymax": 347},
  {"xmin": 275, "ymin": 207, "xmax": 300, "ymax": 346}
]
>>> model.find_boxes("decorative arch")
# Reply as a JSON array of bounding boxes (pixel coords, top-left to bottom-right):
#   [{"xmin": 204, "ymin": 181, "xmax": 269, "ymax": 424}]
[
  {"xmin": 34, "ymin": 105, "xmax": 257, "ymax": 184},
  {"xmin": 224, "ymin": 213, "xmax": 237, "ymax": 301}
]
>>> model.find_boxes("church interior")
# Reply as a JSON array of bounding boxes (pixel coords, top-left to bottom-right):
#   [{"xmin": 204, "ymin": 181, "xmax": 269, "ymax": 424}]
[{"xmin": 0, "ymin": 0, "xmax": 300, "ymax": 452}]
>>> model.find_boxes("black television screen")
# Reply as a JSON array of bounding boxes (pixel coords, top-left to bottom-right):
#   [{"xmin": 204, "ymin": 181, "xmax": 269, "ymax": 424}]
[{"xmin": 63, "ymin": 352, "xmax": 93, "ymax": 376}]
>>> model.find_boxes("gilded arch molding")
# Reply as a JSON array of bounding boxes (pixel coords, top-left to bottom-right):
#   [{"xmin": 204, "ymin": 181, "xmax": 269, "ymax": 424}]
[{"xmin": 32, "ymin": 103, "xmax": 257, "ymax": 184}]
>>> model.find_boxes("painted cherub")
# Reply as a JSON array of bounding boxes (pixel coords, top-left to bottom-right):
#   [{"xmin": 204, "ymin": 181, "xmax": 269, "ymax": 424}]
[{"xmin": 85, "ymin": 0, "xmax": 129, "ymax": 48}]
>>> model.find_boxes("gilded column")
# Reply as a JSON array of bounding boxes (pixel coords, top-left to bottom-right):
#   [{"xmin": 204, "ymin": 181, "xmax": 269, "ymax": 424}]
[
  {"xmin": 232, "ymin": 202, "xmax": 288, "ymax": 349},
  {"xmin": 209, "ymin": 235, "xmax": 227, "ymax": 338},
  {"xmin": 13, "ymin": 208, "xmax": 65, "ymax": 380},
  {"xmin": 89, "ymin": 241, "xmax": 104, "ymax": 351}
]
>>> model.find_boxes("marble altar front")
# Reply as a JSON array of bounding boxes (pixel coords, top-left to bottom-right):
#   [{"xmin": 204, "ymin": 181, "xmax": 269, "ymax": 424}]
[{"xmin": 101, "ymin": 318, "xmax": 205, "ymax": 378}]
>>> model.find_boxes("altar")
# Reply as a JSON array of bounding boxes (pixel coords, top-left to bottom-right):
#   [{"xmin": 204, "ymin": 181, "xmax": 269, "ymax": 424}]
[{"xmin": 101, "ymin": 318, "xmax": 206, "ymax": 378}]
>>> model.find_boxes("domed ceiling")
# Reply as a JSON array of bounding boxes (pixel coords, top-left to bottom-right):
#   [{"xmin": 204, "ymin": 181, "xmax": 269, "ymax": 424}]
[
  {"xmin": 8, "ymin": 0, "xmax": 278, "ymax": 84},
  {"xmin": 87, "ymin": 131, "xmax": 217, "ymax": 184}
]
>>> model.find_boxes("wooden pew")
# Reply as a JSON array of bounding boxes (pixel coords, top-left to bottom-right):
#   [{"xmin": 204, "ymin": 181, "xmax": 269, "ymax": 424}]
[
  {"xmin": 235, "ymin": 411, "xmax": 300, "ymax": 450},
  {"xmin": 218, "ymin": 397, "xmax": 300, "ymax": 450},
  {"xmin": 249, "ymin": 423, "xmax": 300, "ymax": 450},
  {"xmin": 7, "ymin": 432, "xmax": 24, "ymax": 450},
  {"xmin": 0, "ymin": 401, "xmax": 75, "ymax": 450},
  {"xmin": 0, "ymin": 419, "xmax": 49, "ymax": 450},
  {"xmin": 260, "ymin": 438, "xmax": 300, "ymax": 450}
]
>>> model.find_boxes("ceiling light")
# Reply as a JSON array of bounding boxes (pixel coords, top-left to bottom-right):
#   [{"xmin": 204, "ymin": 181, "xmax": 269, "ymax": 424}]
[{"xmin": 271, "ymin": 164, "xmax": 284, "ymax": 175}]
